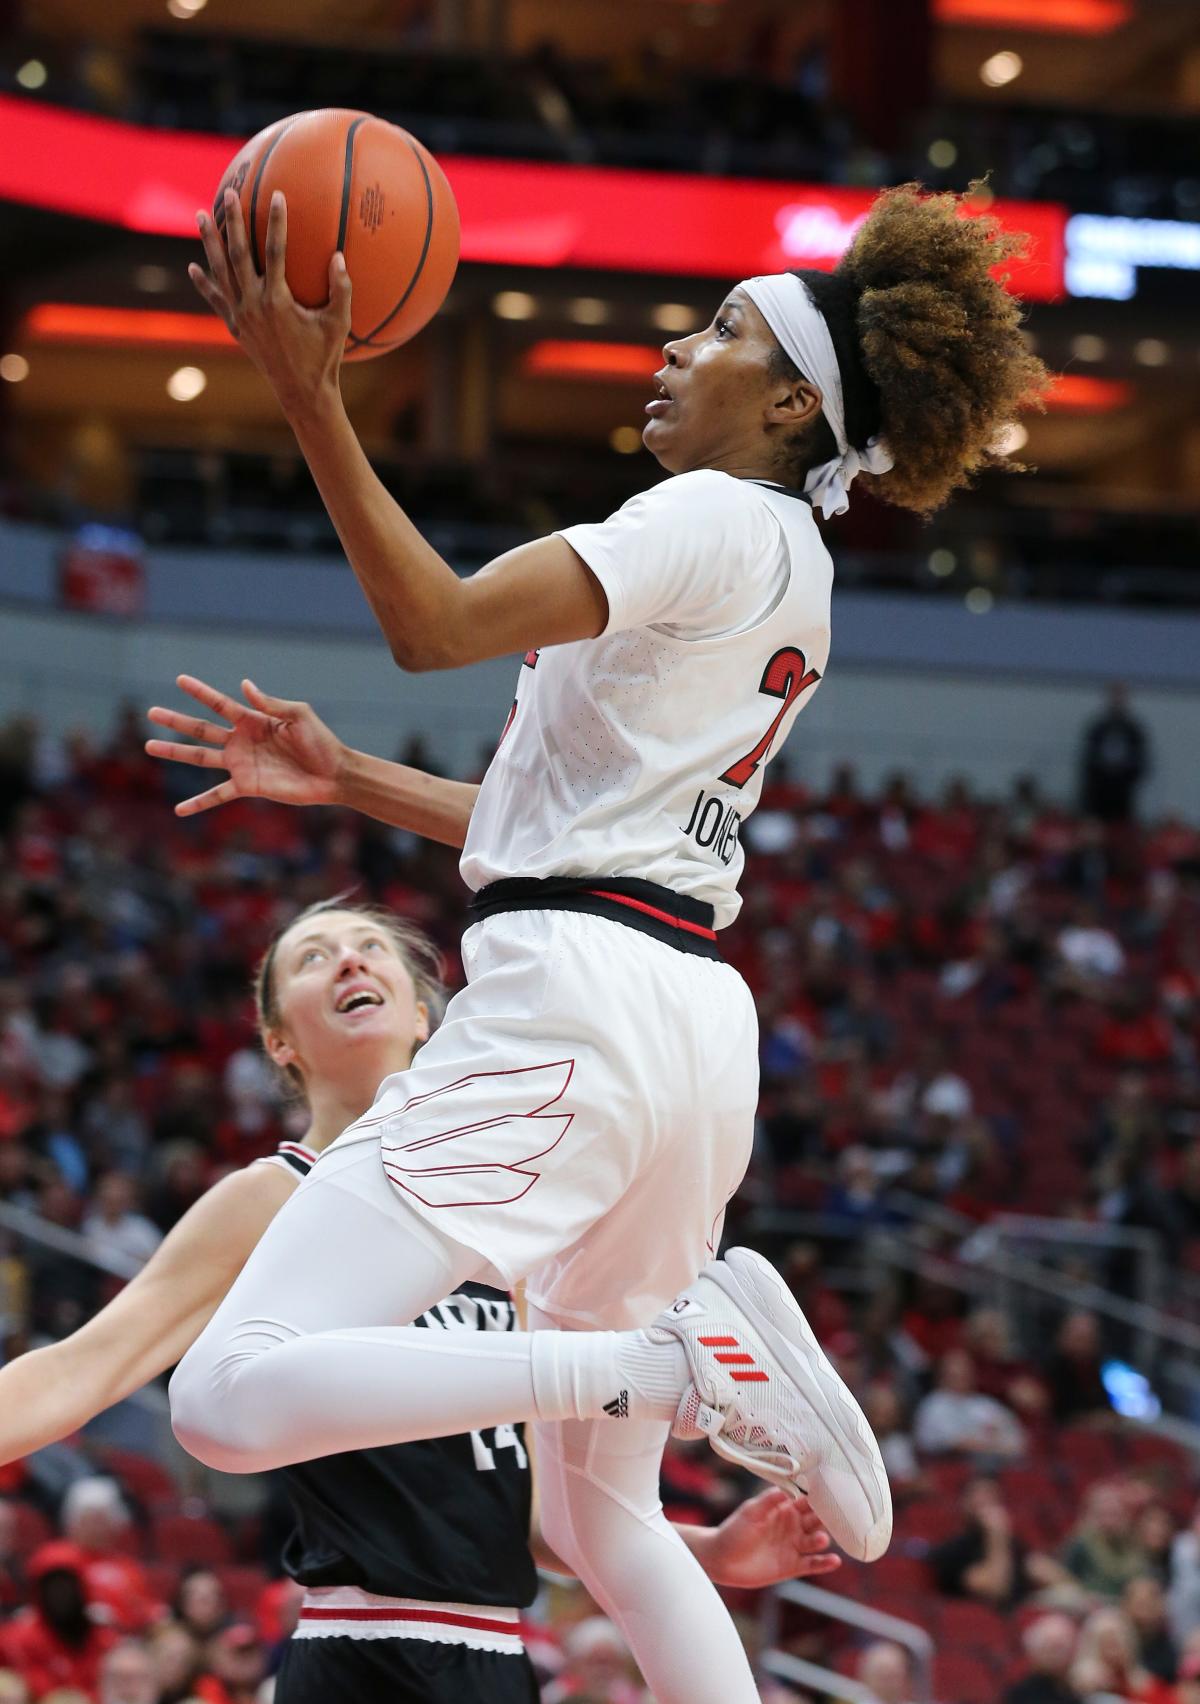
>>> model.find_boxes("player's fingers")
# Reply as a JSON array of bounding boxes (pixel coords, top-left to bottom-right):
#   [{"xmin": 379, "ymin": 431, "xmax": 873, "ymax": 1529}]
[
  {"xmin": 327, "ymin": 251, "xmax": 353, "ymax": 329},
  {"xmin": 195, "ymin": 210, "xmax": 239, "ymax": 303},
  {"xmin": 187, "ymin": 264, "xmax": 238, "ymax": 337},
  {"xmin": 242, "ymin": 677, "xmax": 303, "ymax": 716},
  {"xmin": 175, "ymin": 673, "xmax": 244, "ymax": 722},
  {"xmin": 175, "ymin": 778, "xmax": 241, "ymax": 817},
  {"xmin": 264, "ymin": 192, "xmax": 289, "ymax": 300},
  {"xmin": 144, "ymin": 738, "xmax": 225, "ymax": 770},
  {"xmin": 147, "ymin": 706, "xmax": 229, "ymax": 746},
  {"xmin": 798, "ymin": 1554, "xmax": 841, "ymax": 1575},
  {"xmin": 222, "ymin": 189, "xmax": 256, "ymax": 291}
]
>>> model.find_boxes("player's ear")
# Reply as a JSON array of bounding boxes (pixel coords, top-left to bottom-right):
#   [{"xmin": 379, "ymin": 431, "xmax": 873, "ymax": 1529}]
[
  {"xmin": 766, "ymin": 378, "xmax": 821, "ymax": 429},
  {"xmin": 413, "ymin": 1002, "xmax": 431, "ymax": 1047},
  {"xmin": 264, "ymin": 1026, "xmax": 297, "ymax": 1071}
]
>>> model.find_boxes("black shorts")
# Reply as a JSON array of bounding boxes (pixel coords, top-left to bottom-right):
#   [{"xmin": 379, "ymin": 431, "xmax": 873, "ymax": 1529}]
[{"xmin": 274, "ymin": 1635, "xmax": 541, "ymax": 1704}]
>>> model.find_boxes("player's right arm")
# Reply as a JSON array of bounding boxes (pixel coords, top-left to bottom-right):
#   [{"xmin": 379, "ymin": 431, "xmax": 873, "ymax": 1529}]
[
  {"xmin": 0, "ymin": 1164, "xmax": 295, "ymax": 1467},
  {"xmin": 145, "ymin": 674, "xmax": 478, "ymax": 847}
]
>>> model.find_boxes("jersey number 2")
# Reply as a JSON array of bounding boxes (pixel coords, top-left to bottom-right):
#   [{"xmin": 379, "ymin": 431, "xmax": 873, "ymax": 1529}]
[{"xmin": 719, "ymin": 646, "xmax": 821, "ymax": 790}]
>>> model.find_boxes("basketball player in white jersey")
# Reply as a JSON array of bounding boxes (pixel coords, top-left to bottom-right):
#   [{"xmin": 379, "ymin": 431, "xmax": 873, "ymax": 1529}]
[{"xmin": 158, "ymin": 180, "xmax": 1045, "ymax": 1703}]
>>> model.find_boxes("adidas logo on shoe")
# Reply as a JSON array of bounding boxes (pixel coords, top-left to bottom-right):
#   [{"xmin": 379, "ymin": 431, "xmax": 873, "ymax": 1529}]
[{"xmin": 602, "ymin": 1390, "xmax": 629, "ymax": 1419}]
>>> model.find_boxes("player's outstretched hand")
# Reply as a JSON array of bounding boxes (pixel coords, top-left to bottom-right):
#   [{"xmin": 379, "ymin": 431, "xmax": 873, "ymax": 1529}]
[
  {"xmin": 189, "ymin": 189, "xmax": 352, "ymax": 420},
  {"xmin": 146, "ymin": 675, "xmax": 344, "ymax": 816},
  {"xmin": 706, "ymin": 1487, "xmax": 842, "ymax": 1590}
]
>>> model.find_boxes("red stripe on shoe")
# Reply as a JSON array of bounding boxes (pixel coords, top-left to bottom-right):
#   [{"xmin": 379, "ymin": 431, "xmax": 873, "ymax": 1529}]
[
  {"xmin": 588, "ymin": 890, "xmax": 718, "ymax": 941},
  {"xmin": 715, "ymin": 1352, "xmax": 756, "ymax": 1365},
  {"xmin": 731, "ymin": 1370, "xmax": 770, "ymax": 1382},
  {"xmin": 300, "ymin": 1607, "xmax": 519, "ymax": 1634},
  {"xmin": 698, "ymin": 1335, "xmax": 740, "ymax": 1346}
]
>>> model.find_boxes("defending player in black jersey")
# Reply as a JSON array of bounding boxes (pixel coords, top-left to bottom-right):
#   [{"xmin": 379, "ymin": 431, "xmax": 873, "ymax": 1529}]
[{"xmin": 0, "ymin": 900, "xmax": 840, "ymax": 1703}]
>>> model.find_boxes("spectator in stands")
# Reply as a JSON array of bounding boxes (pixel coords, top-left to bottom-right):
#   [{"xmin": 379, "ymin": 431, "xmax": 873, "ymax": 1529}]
[
  {"xmin": 912, "ymin": 1350, "xmax": 1027, "ymax": 1461},
  {"xmin": 81, "ymin": 1175, "xmax": 163, "ymax": 1273},
  {"xmin": 863, "ymin": 1384, "xmax": 921, "ymax": 1492},
  {"xmin": 541, "ymin": 1616, "xmax": 646, "ymax": 1703},
  {"xmin": 148, "ymin": 1625, "xmax": 201, "ymax": 1704},
  {"xmin": 192, "ymin": 1625, "xmax": 265, "ymax": 1704},
  {"xmin": 1043, "ymin": 1312, "xmax": 1111, "ymax": 1426},
  {"xmin": 1080, "ymin": 684, "xmax": 1150, "ymax": 824},
  {"xmin": 856, "ymin": 1640, "xmax": 914, "ymax": 1704},
  {"xmin": 1054, "ymin": 902, "xmax": 1126, "ymax": 996},
  {"xmin": 1061, "ymin": 1485, "xmax": 1150, "ymax": 1600},
  {"xmin": 1073, "ymin": 1605, "xmax": 1174, "ymax": 1704},
  {"xmin": 963, "ymin": 1308, "xmax": 1049, "ymax": 1421},
  {"xmin": 60, "ymin": 1479, "xmax": 160, "ymax": 1635},
  {"xmin": 172, "ymin": 1573, "xmax": 228, "ymax": 1647},
  {"xmin": 930, "ymin": 1477, "xmax": 1065, "ymax": 1610},
  {"xmin": 0, "ymin": 1541, "xmax": 118, "ymax": 1698},
  {"xmin": 823, "ymin": 1146, "xmax": 896, "ymax": 1230},
  {"xmin": 99, "ymin": 1639, "xmax": 162, "ymax": 1704},
  {"xmin": 1002, "ymin": 1612, "xmax": 1080, "ymax": 1704},
  {"xmin": 1133, "ymin": 1506, "xmax": 1175, "ymax": 1585},
  {"xmin": 1168, "ymin": 1502, "xmax": 1200, "ymax": 1644},
  {"xmin": 1122, "ymin": 1575, "xmax": 1177, "ymax": 1682}
]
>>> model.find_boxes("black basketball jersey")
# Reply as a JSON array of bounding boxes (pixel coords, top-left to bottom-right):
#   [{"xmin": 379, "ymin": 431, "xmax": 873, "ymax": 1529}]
[{"xmin": 261, "ymin": 1144, "xmax": 536, "ymax": 1608}]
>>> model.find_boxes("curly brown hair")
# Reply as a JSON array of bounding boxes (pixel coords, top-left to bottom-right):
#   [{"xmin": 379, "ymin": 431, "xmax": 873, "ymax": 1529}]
[{"xmin": 771, "ymin": 183, "xmax": 1050, "ymax": 516}]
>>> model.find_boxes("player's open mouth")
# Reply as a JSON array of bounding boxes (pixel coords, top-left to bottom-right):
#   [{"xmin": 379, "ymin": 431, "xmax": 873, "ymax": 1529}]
[
  {"xmin": 334, "ymin": 988, "xmax": 385, "ymax": 1014},
  {"xmin": 646, "ymin": 375, "xmax": 675, "ymax": 419}
]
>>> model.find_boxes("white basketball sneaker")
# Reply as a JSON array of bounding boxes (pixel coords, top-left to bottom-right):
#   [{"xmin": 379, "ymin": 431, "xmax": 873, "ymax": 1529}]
[{"xmin": 653, "ymin": 1246, "xmax": 892, "ymax": 1563}]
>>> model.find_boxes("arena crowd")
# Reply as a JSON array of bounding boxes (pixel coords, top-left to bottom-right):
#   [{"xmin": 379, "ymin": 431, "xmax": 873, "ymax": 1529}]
[{"xmin": 0, "ymin": 700, "xmax": 1198, "ymax": 1702}]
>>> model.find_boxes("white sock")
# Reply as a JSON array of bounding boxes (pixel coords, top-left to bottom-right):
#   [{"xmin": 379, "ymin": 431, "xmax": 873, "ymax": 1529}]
[{"xmin": 531, "ymin": 1328, "xmax": 689, "ymax": 1424}]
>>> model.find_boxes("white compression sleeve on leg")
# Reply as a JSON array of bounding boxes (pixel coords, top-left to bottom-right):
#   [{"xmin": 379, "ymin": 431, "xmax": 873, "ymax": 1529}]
[
  {"xmin": 534, "ymin": 1415, "xmax": 760, "ymax": 1704},
  {"xmin": 169, "ymin": 1143, "xmax": 686, "ymax": 1472}
]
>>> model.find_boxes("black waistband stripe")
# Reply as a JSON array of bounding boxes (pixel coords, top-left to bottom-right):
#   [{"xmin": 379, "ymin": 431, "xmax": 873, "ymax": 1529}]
[{"xmin": 468, "ymin": 876, "xmax": 722, "ymax": 960}]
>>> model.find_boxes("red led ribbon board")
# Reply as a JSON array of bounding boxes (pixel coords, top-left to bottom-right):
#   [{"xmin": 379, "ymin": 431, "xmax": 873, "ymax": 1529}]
[{"xmin": 0, "ymin": 96, "xmax": 1066, "ymax": 302}]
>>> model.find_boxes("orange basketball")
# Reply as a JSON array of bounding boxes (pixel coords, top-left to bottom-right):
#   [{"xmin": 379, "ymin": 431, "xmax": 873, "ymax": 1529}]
[{"xmin": 214, "ymin": 109, "xmax": 460, "ymax": 363}]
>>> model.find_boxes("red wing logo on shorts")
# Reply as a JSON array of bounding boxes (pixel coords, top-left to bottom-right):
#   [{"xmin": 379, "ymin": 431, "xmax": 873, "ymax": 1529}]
[{"xmin": 378, "ymin": 1059, "xmax": 575, "ymax": 1210}]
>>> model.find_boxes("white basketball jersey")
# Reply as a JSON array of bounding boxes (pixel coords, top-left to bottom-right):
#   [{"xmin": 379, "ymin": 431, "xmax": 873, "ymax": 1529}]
[{"xmin": 459, "ymin": 469, "xmax": 833, "ymax": 928}]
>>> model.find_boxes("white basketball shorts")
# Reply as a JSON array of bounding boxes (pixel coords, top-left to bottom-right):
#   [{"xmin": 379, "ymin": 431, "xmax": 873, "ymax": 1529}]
[{"xmin": 319, "ymin": 903, "xmax": 759, "ymax": 1329}]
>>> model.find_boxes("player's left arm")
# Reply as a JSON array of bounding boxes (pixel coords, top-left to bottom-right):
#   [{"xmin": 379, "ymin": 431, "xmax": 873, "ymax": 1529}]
[
  {"xmin": 192, "ymin": 192, "xmax": 608, "ymax": 672},
  {"xmin": 529, "ymin": 1487, "xmax": 840, "ymax": 1588}
]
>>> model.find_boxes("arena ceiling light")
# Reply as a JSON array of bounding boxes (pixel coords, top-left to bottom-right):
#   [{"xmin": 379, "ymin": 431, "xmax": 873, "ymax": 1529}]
[
  {"xmin": 166, "ymin": 365, "xmax": 207, "ymax": 401},
  {"xmin": 937, "ymin": 0, "xmax": 1130, "ymax": 31},
  {"xmin": 567, "ymin": 298, "xmax": 610, "ymax": 326},
  {"xmin": 651, "ymin": 305, "xmax": 699, "ymax": 333},
  {"xmin": 492, "ymin": 292, "xmax": 537, "ymax": 320},
  {"xmin": 0, "ymin": 354, "xmax": 30, "ymax": 383},
  {"xmin": 522, "ymin": 341, "xmax": 658, "ymax": 381},
  {"xmin": 980, "ymin": 50, "xmax": 1024, "ymax": 86}
]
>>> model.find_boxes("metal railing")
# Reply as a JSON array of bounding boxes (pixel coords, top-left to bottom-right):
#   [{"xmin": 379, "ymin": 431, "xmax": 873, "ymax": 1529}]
[{"xmin": 760, "ymin": 1580, "xmax": 934, "ymax": 1703}]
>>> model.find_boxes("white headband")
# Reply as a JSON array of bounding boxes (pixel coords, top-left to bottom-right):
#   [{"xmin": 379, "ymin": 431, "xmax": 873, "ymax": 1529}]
[{"xmin": 739, "ymin": 273, "xmax": 893, "ymax": 519}]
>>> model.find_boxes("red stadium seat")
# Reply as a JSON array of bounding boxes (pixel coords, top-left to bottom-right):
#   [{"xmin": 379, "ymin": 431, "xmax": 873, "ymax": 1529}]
[
  {"xmin": 939, "ymin": 1598, "xmax": 1011, "ymax": 1652},
  {"xmin": 863, "ymin": 1554, "xmax": 934, "ymax": 1595},
  {"xmin": 144, "ymin": 1560, "xmax": 182, "ymax": 1602},
  {"xmin": 934, "ymin": 1650, "xmax": 1003, "ymax": 1704},
  {"xmin": 96, "ymin": 1446, "xmax": 179, "ymax": 1512},
  {"xmin": 216, "ymin": 1563, "xmax": 271, "ymax": 1616},
  {"xmin": 5, "ymin": 1500, "xmax": 52, "ymax": 1557},
  {"xmin": 151, "ymin": 1512, "xmax": 233, "ymax": 1566},
  {"xmin": 896, "ymin": 1499, "xmax": 963, "ymax": 1546}
]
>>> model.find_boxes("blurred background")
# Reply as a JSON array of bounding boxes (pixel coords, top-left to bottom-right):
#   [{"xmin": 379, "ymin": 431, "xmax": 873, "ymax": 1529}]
[{"xmin": 0, "ymin": 1, "xmax": 1199, "ymax": 1701}]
